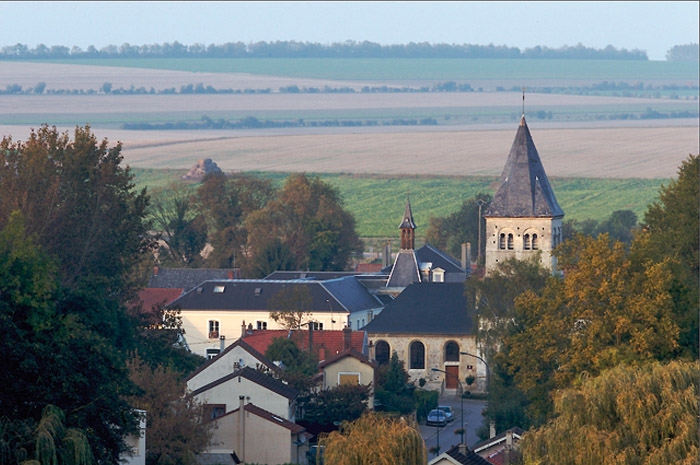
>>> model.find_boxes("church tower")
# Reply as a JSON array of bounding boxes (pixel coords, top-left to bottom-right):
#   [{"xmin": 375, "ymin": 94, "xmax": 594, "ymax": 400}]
[
  {"xmin": 483, "ymin": 116, "xmax": 564, "ymax": 274},
  {"xmin": 386, "ymin": 197, "xmax": 421, "ymax": 288}
]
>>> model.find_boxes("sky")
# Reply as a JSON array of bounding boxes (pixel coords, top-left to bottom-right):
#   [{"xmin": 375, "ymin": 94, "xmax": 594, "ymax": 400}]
[{"xmin": 0, "ymin": 1, "xmax": 697, "ymax": 61}]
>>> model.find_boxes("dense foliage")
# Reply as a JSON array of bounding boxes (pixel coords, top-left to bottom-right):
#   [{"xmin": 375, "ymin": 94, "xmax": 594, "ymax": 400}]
[{"xmin": 0, "ymin": 41, "xmax": 649, "ymax": 60}]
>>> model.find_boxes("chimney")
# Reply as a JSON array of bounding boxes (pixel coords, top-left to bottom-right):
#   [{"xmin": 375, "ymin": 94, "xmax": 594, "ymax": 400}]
[
  {"xmin": 462, "ymin": 243, "xmax": 472, "ymax": 271},
  {"xmin": 343, "ymin": 326, "xmax": 352, "ymax": 351},
  {"xmin": 153, "ymin": 265, "xmax": 159, "ymax": 276},
  {"xmin": 368, "ymin": 340, "xmax": 375, "ymax": 361},
  {"xmin": 238, "ymin": 396, "xmax": 246, "ymax": 463},
  {"xmin": 383, "ymin": 241, "xmax": 391, "ymax": 268},
  {"xmin": 220, "ymin": 335, "xmax": 226, "ymax": 353},
  {"xmin": 458, "ymin": 444, "xmax": 468, "ymax": 455},
  {"xmin": 241, "ymin": 321, "xmax": 246, "ymax": 338},
  {"xmin": 308, "ymin": 323, "xmax": 314, "ymax": 354},
  {"xmin": 490, "ymin": 420, "xmax": 496, "ymax": 439},
  {"xmin": 318, "ymin": 346, "xmax": 326, "ymax": 362},
  {"xmin": 228, "ymin": 270, "xmax": 234, "ymax": 279}
]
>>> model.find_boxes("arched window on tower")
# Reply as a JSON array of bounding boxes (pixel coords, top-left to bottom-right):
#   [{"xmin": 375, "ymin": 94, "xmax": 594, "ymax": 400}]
[
  {"xmin": 499, "ymin": 233, "xmax": 506, "ymax": 250},
  {"xmin": 410, "ymin": 341, "xmax": 425, "ymax": 369},
  {"xmin": 375, "ymin": 340, "xmax": 390, "ymax": 365},
  {"xmin": 532, "ymin": 234, "xmax": 539, "ymax": 250},
  {"xmin": 523, "ymin": 233, "xmax": 531, "ymax": 250},
  {"xmin": 507, "ymin": 233, "xmax": 514, "ymax": 250}
]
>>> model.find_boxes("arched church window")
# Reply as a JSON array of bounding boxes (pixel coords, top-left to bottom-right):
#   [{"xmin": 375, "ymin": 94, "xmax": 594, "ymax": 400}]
[
  {"xmin": 532, "ymin": 234, "xmax": 539, "ymax": 250},
  {"xmin": 375, "ymin": 341, "xmax": 390, "ymax": 365},
  {"xmin": 507, "ymin": 233, "xmax": 514, "ymax": 250},
  {"xmin": 523, "ymin": 234, "xmax": 531, "ymax": 250},
  {"xmin": 410, "ymin": 341, "xmax": 425, "ymax": 369},
  {"xmin": 445, "ymin": 341, "xmax": 459, "ymax": 362},
  {"xmin": 499, "ymin": 233, "xmax": 506, "ymax": 250}
]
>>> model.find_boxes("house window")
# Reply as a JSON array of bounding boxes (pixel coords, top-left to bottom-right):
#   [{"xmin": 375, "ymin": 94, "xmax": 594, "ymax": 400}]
[
  {"xmin": 257, "ymin": 321, "xmax": 267, "ymax": 330},
  {"xmin": 375, "ymin": 341, "xmax": 390, "ymax": 365},
  {"xmin": 432, "ymin": 269, "xmax": 445, "ymax": 283},
  {"xmin": 507, "ymin": 233, "xmax": 514, "ymax": 250},
  {"xmin": 338, "ymin": 373, "xmax": 360, "ymax": 386},
  {"xmin": 532, "ymin": 234, "xmax": 539, "ymax": 250},
  {"xmin": 523, "ymin": 234, "xmax": 531, "ymax": 250},
  {"xmin": 205, "ymin": 404, "xmax": 226, "ymax": 420},
  {"xmin": 499, "ymin": 233, "xmax": 506, "ymax": 250},
  {"xmin": 311, "ymin": 322, "xmax": 324, "ymax": 331},
  {"xmin": 208, "ymin": 320, "xmax": 220, "ymax": 339},
  {"xmin": 410, "ymin": 341, "xmax": 425, "ymax": 369},
  {"xmin": 445, "ymin": 341, "xmax": 460, "ymax": 362}
]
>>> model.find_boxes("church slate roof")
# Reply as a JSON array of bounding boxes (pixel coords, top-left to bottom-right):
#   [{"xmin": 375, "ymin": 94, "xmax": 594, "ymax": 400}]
[
  {"xmin": 386, "ymin": 250, "xmax": 421, "ymax": 287},
  {"xmin": 399, "ymin": 198, "xmax": 417, "ymax": 229},
  {"xmin": 364, "ymin": 283, "xmax": 472, "ymax": 335},
  {"xmin": 484, "ymin": 116, "xmax": 564, "ymax": 219}
]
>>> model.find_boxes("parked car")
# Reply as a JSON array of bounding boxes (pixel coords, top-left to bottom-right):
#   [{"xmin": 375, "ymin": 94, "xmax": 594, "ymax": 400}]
[
  {"xmin": 438, "ymin": 405, "xmax": 454, "ymax": 422},
  {"xmin": 426, "ymin": 408, "xmax": 447, "ymax": 427},
  {"xmin": 306, "ymin": 444, "xmax": 324, "ymax": 465}
]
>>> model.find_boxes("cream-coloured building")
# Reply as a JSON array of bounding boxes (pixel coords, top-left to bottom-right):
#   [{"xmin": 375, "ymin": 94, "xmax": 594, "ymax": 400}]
[
  {"xmin": 206, "ymin": 398, "xmax": 311, "ymax": 465},
  {"xmin": 317, "ymin": 345, "xmax": 378, "ymax": 409},
  {"xmin": 483, "ymin": 115, "xmax": 564, "ymax": 275},
  {"xmin": 364, "ymin": 283, "xmax": 485, "ymax": 394}
]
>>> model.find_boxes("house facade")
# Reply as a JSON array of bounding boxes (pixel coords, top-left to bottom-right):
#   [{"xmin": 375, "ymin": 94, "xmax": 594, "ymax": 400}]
[
  {"xmin": 317, "ymin": 346, "xmax": 378, "ymax": 409},
  {"xmin": 483, "ymin": 116, "xmax": 564, "ymax": 274}
]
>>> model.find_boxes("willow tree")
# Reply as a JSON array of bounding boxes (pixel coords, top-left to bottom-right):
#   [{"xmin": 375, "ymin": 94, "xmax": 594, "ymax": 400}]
[
  {"xmin": 320, "ymin": 411, "xmax": 426, "ymax": 465},
  {"xmin": 522, "ymin": 360, "xmax": 699, "ymax": 465}
]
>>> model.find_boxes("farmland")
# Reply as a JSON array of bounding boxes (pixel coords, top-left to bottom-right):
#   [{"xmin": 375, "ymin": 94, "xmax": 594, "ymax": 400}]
[{"xmin": 0, "ymin": 58, "xmax": 697, "ymax": 238}]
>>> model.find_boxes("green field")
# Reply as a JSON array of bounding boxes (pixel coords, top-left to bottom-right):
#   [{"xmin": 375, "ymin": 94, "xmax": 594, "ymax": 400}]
[
  {"xmin": 132, "ymin": 168, "xmax": 666, "ymax": 239},
  {"xmin": 34, "ymin": 57, "xmax": 699, "ymax": 82}
]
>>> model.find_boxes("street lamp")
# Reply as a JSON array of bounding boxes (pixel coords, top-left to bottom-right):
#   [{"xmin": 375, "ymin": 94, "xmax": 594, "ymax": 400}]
[
  {"xmin": 460, "ymin": 351, "xmax": 490, "ymax": 393},
  {"xmin": 431, "ymin": 368, "xmax": 465, "ymax": 445}
]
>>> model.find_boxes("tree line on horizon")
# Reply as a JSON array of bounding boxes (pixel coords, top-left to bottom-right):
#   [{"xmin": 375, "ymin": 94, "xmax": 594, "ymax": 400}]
[{"xmin": 0, "ymin": 40, "xmax": 654, "ymax": 60}]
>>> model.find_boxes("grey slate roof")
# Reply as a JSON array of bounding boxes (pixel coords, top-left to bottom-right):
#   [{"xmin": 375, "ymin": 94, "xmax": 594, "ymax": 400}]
[
  {"xmin": 386, "ymin": 250, "xmax": 421, "ymax": 288},
  {"xmin": 399, "ymin": 198, "xmax": 417, "ymax": 229},
  {"xmin": 416, "ymin": 244, "xmax": 465, "ymax": 274},
  {"xmin": 484, "ymin": 116, "xmax": 564, "ymax": 219},
  {"xmin": 364, "ymin": 283, "xmax": 472, "ymax": 335},
  {"xmin": 169, "ymin": 277, "xmax": 381, "ymax": 315},
  {"xmin": 190, "ymin": 365, "xmax": 298, "ymax": 400},
  {"xmin": 441, "ymin": 445, "xmax": 493, "ymax": 465},
  {"xmin": 148, "ymin": 267, "xmax": 237, "ymax": 291}
]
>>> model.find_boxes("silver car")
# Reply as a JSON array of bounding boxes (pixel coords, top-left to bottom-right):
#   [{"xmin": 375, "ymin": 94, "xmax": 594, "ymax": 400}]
[
  {"xmin": 426, "ymin": 408, "xmax": 447, "ymax": 427},
  {"xmin": 438, "ymin": 405, "xmax": 454, "ymax": 422}
]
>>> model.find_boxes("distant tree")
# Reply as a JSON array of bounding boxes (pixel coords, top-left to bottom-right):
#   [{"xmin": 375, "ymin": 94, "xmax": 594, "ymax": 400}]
[
  {"xmin": 101, "ymin": 82, "xmax": 112, "ymax": 94},
  {"xmin": 33, "ymin": 81, "xmax": 46, "ymax": 94},
  {"xmin": 596, "ymin": 209, "xmax": 638, "ymax": 243},
  {"xmin": 246, "ymin": 237, "xmax": 296, "ymax": 278},
  {"xmin": 522, "ymin": 360, "xmax": 699, "ymax": 465},
  {"xmin": 267, "ymin": 285, "xmax": 314, "ymax": 330},
  {"xmin": 321, "ymin": 411, "xmax": 426, "ymax": 465},
  {"xmin": 665, "ymin": 43, "xmax": 699, "ymax": 62}
]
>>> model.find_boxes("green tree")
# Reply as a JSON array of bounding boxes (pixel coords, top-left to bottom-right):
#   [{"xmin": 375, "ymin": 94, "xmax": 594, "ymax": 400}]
[
  {"xmin": 321, "ymin": 411, "xmax": 426, "ymax": 465},
  {"xmin": 246, "ymin": 173, "xmax": 362, "ymax": 272},
  {"xmin": 0, "ymin": 124, "xmax": 152, "ymax": 293},
  {"xmin": 425, "ymin": 194, "xmax": 491, "ymax": 261},
  {"xmin": 522, "ymin": 360, "xmax": 699, "ymax": 465},
  {"xmin": 596, "ymin": 209, "xmax": 638, "ymax": 244},
  {"xmin": 0, "ymin": 213, "xmax": 137, "ymax": 464},
  {"xmin": 126, "ymin": 357, "xmax": 212, "ymax": 465},
  {"xmin": 637, "ymin": 154, "xmax": 699, "ymax": 357},
  {"xmin": 264, "ymin": 335, "xmax": 318, "ymax": 393},
  {"xmin": 302, "ymin": 384, "xmax": 371, "ymax": 425},
  {"xmin": 374, "ymin": 352, "xmax": 415, "ymax": 415},
  {"xmin": 501, "ymin": 234, "xmax": 680, "ymax": 424},
  {"xmin": 246, "ymin": 237, "xmax": 296, "ymax": 278},
  {"xmin": 197, "ymin": 172, "xmax": 274, "ymax": 269},
  {"xmin": 149, "ymin": 184, "xmax": 207, "ymax": 267}
]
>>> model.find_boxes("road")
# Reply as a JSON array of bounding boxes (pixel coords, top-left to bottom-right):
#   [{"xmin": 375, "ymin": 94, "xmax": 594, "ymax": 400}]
[{"xmin": 419, "ymin": 395, "xmax": 487, "ymax": 457}]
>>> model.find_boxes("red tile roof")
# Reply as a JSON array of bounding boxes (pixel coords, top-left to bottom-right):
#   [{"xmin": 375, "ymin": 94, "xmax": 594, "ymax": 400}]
[
  {"xmin": 241, "ymin": 329, "xmax": 365, "ymax": 361},
  {"xmin": 133, "ymin": 288, "xmax": 184, "ymax": 313}
]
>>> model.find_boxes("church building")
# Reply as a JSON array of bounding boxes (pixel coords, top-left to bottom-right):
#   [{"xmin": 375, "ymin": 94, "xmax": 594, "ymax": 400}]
[{"xmin": 483, "ymin": 115, "xmax": 564, "ymax": 274}]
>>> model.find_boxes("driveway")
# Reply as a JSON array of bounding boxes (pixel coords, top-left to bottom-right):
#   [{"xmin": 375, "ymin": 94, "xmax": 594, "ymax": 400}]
[{"xmin": 419, "ymin": 395, "xmax": 487, "ymax": 457}]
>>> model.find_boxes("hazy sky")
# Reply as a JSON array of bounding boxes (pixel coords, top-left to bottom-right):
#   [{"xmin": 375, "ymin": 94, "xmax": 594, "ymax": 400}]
[{"xmin": 1, "ymin": 1, "xmax": 697, "ymax": 61}]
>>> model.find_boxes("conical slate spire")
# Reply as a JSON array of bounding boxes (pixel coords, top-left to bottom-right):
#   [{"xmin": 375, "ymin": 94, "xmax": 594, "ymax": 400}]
[
  {"xmin": 485, "ymin": 116, "xmax": 564, "ymax": 218},
  {"xmin": 398, "ymin": 197, "xmax": 416, "ymax": 250}
]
